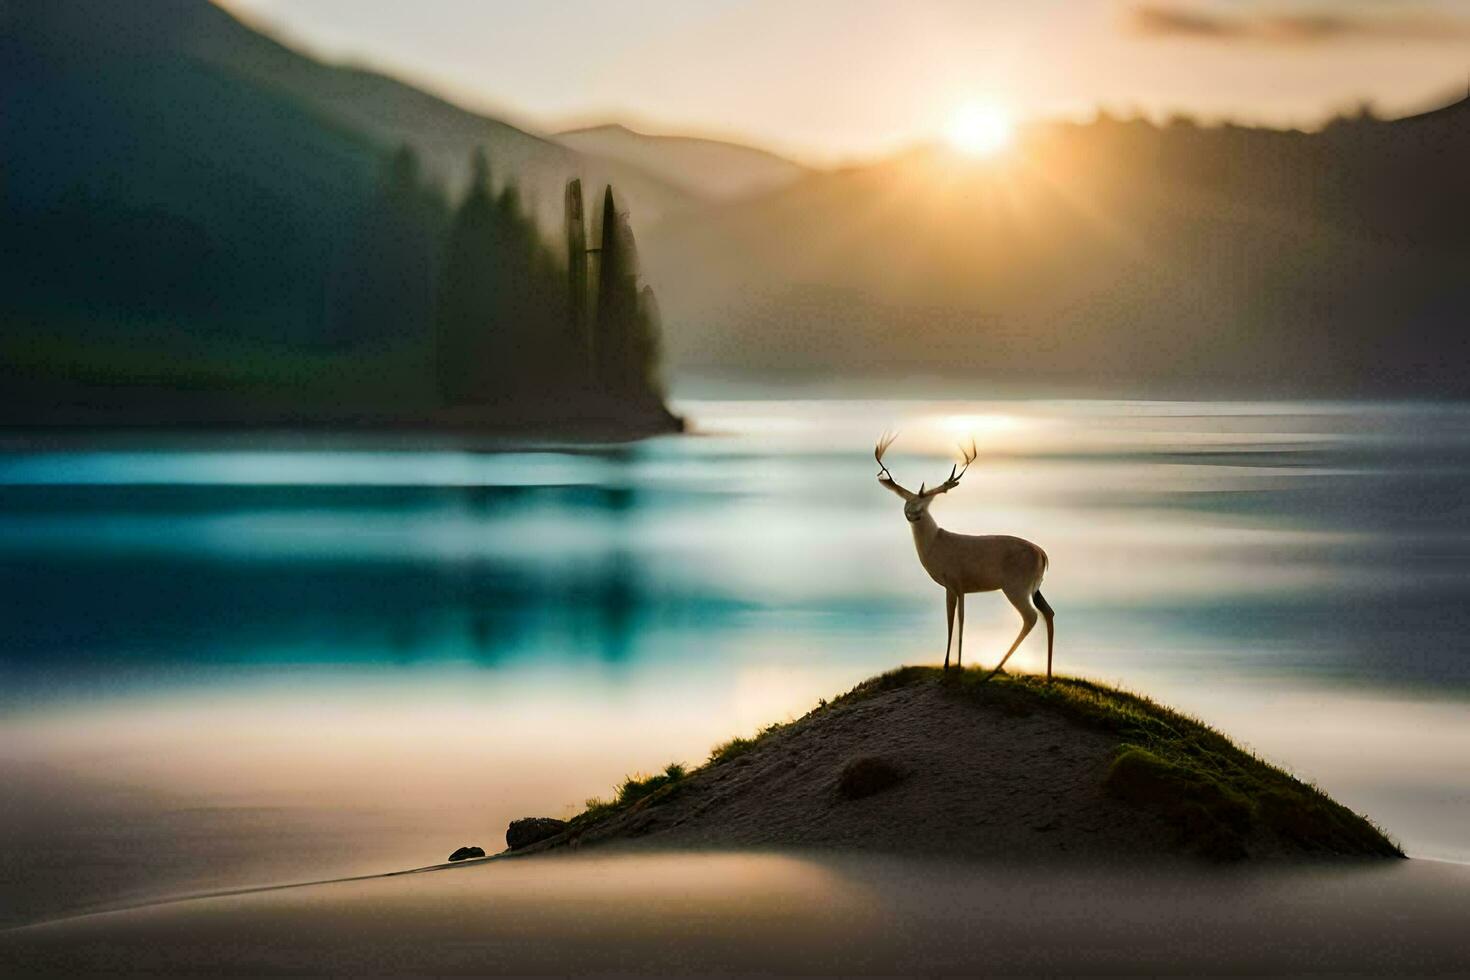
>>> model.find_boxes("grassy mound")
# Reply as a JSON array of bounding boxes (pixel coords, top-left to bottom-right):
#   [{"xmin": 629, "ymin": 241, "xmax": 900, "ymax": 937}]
[
  {"xmin": 558, "ymin": 666, "xmax": 1401, "ymax": 861},
  {"xmin": 571, "ymin": 762, "xmax": 689, "ymax": 830}
]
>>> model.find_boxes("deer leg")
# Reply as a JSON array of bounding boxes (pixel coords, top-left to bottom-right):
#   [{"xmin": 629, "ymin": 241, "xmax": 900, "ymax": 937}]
[
  {"xmin": 956, "ymin": 592, "xmax": 966, "ymax": 668},
  {"xmin": 944, "ymin": 589, "xmax": 956, "ymax": 670},
  {"xmin": 1034, "ymin": 590, "xmax": 1055, "ymax": 682},
  {"xmin": 982, "ymin": 588, "xmax": 1038, "ymax": 682}
]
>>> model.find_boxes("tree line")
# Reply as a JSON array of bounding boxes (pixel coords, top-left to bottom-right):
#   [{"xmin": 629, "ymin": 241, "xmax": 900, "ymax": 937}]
[{"xmin": 337, "ymin": 145, "xmax": 666, "ymax": 414}]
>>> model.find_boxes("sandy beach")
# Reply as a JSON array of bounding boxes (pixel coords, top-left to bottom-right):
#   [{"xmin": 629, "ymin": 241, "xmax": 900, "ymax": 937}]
[
  {"xmin": 4, "ymin": 851, "xmax": 1469, "ymax": 975},
  {"xmin": 0, "ymin": 664, "xmax": 1454, "ymax": 975}
]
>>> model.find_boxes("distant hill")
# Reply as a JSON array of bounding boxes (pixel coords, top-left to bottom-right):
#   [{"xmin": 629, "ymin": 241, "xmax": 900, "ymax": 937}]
[
  {"xmin": 556, "ymin": 124, "xmax": 807, "ymax": 201},
  {"xmin": 8, "ymin": 0, "xmax": 698, "ymax": 223},
  {"xmin": 178, "ymin": 4, "xmax": 698, "ymax": 224},
  {"xmin": 643, "ymin": 96, "xmax": 1470, "ymax": 397},
  {"xmin": 2, "ymin": 0, "xmax": 384, "ymax": 349}
]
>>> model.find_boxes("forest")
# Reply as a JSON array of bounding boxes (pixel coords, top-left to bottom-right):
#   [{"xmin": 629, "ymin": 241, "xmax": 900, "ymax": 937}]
[
  {"xmin": 349, "ymin": 147, "xmax": 667, "ymax": 419},
  {"xmin": 0, "ymin": 0, "xmax": 673, "ymax": 431}
]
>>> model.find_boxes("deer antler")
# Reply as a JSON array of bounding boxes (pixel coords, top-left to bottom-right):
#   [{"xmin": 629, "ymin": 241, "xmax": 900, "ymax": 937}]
[
  {"xmin": 874, "ymin": 430, "xmax": 917, "ymax": 498},
  {"xmin": 874, "ymin": 430, "xmax": 899, "ymax": 482},
  {"xmin": 922, "ymin": 438, "xmax": 978, "ymax": 497}
]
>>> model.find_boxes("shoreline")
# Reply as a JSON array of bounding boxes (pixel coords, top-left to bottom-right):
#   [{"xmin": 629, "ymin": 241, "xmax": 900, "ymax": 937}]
[
  {"xmin": 8, "ymin": 845, "xmax": 1464, "ymax": 936},
  {"xmin": 1, "ymin": 665, "xmax": 1460, "ymax": 974},
  {"xmin": 5, "ymin": 850, "xmax": 1468, "ymax": 975},
  {"xmin": 0, "ymin": 412, "xmax": 685, "ymax": 451}
]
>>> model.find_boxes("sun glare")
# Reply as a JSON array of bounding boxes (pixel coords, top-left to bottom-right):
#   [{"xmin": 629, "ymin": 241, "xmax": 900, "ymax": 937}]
[{"xmin": 945, "ymin": 103, "xmax": 1014, "ymax": 157}]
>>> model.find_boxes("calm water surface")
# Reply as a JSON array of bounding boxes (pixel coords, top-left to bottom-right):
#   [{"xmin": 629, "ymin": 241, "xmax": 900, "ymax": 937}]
[{"xmin": 3, "ymin": 399, "xmax": 1469, "ymax": 925}]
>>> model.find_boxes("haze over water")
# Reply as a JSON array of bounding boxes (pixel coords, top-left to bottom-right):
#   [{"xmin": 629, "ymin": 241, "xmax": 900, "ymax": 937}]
[{"xmin": 3, "ymin": 398, "xmax": 1469, "ymax": 927}]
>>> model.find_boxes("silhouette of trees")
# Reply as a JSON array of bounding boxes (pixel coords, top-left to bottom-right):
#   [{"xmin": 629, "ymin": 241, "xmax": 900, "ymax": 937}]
[
  {"xmin": 0, "ymin": 5, "xmax": 675, "ymax": 428},
  {"xmin": 564, "ymin": 178, "xmax": 592, "ymax": 376},
  {"xmin": 436, "ymin": 149, "xmax": 503, "ymax": 403},
  {"xmin": 434, "ymin": 151, "xmax": 665, "ymax": 410},
  {"xmin": 330, "ymin": 145, "xmax": 446, "ymax": 350},
  {"xmin": 591, "ymin": 186, "xmax": 664, "ymax": 402}
]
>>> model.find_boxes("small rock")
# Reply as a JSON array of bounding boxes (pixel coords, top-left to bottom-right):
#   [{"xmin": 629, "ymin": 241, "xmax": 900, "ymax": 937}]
[
  {"xmin": 836, "ymin": 756, "xmax": 907, "ymax": 801},
  {"xmin": 506, "ymin": 816, "xmax": 568, "ymax": 851},
  {"xmin": 448, "ymin": 845, "xmax": 485, "ymax": 862}
]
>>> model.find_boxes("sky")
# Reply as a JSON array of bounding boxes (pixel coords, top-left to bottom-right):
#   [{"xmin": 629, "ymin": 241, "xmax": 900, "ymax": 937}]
[{"xmin": 220, "ymin": 0, "xmax": 1470, "ymax": 164}]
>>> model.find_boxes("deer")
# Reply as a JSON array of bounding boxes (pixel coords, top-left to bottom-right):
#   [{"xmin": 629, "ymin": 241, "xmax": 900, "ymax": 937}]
[{"xmin": 875, "ymin": 432, "xmax": 1055, "ymax": 681}]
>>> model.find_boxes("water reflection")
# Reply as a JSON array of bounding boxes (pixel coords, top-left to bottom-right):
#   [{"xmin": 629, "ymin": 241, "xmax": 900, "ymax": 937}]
[
  {"xmin": 3, "ymin": 400, "xmax": 1467, "ymax": 687},
  {"xmin": 2, "ymin": 399, "xmax": 1469, "ymax": 923}
]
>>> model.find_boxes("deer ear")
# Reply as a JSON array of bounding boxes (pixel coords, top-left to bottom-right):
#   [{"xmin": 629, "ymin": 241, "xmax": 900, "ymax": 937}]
[{"xmin": 918, "ymin": 482, "xmax": 926, "ymax": 496}]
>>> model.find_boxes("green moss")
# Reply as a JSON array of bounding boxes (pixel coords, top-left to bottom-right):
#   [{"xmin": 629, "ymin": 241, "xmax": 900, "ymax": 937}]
[
  {"xmin": 708, "ymin": 720, "xmax": 793, "ymax": 766},
  {"xmin": 569, "ymin": 761, "xmax": 690, "ymax": 833},
  {"xmin": 708, "ymin": 736, "xmax": 758, "ymax": 765},
  {"xmin": 567, "ymin": 724, "xmax": 798, "ymax": 836},
  {"xmin": 855, "ymin": 666, "xmax": 1400, "ymax": 860},
  {"xmin": 1104, "ymin": 745, "xmax": 1254, "ymax": 860},
  {"xmin": 617, "ymin": 762, "xmax": 687, "ymax": 805}
]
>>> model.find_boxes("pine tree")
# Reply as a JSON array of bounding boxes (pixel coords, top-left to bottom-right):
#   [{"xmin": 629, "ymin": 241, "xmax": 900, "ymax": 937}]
[
  {"xmin": 636, "ymin": 284, "xmax": 665, "ymax": 399},
  {"xmin": 328, "ymin": 145, "xmax": 445, "ymax": 352},
  {"xmin": 594, "ymin": 186, "xmax": 633, "ymax": 393},
  {"xmin": 564, "ymin": 178, "xmax": 591, "ymax": 376},
  {"xmin": 435, "ymin": 149, "xmax": 502, "ymax": 403},
  {"xmin": 435, "ymin": 162, "xmax": 665, "ymax": 413},
  {"xmin": 495, "ymin": 180, "xmax": 570, "ymax": 394},
  {"xmin": 592, "ymin": 185, "xmax": 663, "ymax": 401}
]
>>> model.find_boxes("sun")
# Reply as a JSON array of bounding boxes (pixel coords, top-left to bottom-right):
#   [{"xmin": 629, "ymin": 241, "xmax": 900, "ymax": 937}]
[{"xmin": 944, "ymin": 103, "xmax": 1014, "ymax": 157}]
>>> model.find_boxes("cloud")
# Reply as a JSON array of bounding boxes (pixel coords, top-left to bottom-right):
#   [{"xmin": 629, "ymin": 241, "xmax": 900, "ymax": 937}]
[{"xmin": 1127, "ymin": 3, "xmax": 1470, "ymax": 43}]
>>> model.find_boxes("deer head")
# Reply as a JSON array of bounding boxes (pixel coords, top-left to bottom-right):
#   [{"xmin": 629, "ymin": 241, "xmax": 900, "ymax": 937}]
[{"xmin": 875, "ymin": 433, "xmax": 978, "ymax": 523}]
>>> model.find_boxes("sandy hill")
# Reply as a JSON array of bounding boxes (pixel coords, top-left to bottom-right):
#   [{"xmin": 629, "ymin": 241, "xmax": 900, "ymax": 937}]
[{"xmin": 525, "ymin": 667, "xmax": 1401, "ymax": 862}]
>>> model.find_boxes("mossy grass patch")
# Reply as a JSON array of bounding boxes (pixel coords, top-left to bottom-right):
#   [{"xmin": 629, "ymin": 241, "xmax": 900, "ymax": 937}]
[
  {"xmin": 570, "ymin": 761, "xmax": 690, "ymax": 832},
  {"xmin": 847, "ymin": 665, "xmax": 1402, "ymax": 860}
]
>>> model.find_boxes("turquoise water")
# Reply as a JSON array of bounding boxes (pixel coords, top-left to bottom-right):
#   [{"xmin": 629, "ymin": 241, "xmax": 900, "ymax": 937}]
[{"xmin": 3, "ymin": 399, "xmax": 1469, "ymax": 924}]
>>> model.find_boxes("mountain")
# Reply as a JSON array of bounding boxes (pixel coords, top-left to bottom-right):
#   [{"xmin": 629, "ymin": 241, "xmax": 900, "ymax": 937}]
[
  {"xmin": 555, "ymin": 124, "xmax": 808, "ymax": 201},
  {"xmin": 643, "ymin": 96, "xmax": 1470, "ymax": 397},
  {"xmin": 188, "ymin": 5, "xmax": 698, "ymax": 224},
  {"xmin": 3, "ymin": 0, "xmax": 696, "ymax": 225},
  {"xmin": 2, "ymin": 0, "xmax": 385, "ymax": 348},
  {"xmin": 5, "ymin": 0, "xmax": 1465, "ymax": 405},
  {"xmin": 0, "ymin": 0, "xmax": 679, "ymax": 431}
]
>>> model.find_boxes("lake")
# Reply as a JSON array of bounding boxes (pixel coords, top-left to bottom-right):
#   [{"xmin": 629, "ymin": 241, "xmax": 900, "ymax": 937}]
[{"xmin": 3, "ymin": 398, "xmax": 1469, "ymax": 927}]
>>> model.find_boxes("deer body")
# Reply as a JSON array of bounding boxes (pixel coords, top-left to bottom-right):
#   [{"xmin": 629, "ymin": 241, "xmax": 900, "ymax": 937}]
[
  {"xmin": 910, "ymin": 519, "xmax": 1047, "ymax": 597},
  {"xmin": 877, "ymin": 434, "xmax": 1056, "ymax": 680}
]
